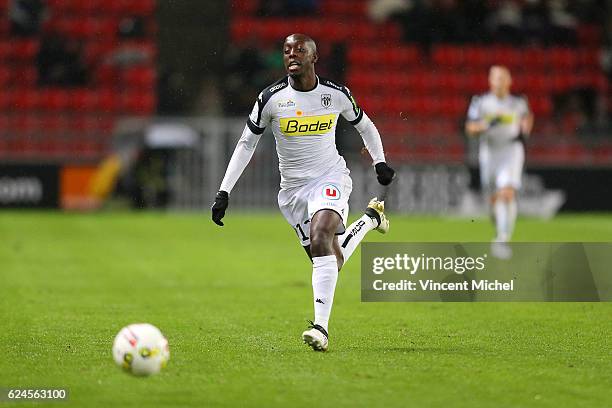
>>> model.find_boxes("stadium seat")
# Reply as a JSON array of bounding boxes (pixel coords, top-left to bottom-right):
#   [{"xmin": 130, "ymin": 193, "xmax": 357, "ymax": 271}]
[
  {"xmin": 123, "ymin": 66, "xmax": 156, "ymax": 89},
  {"xmin": 13, "ymin": 90, "xmax": 40, "ymax": 110},
  {"xmin": 95, "ymin": 89, "xmax": 120, "ymax": 113},
  {"xmin": 69, "ymin": 90, "xmax": 98, "ymax": 112},
  {"xmin": 320, "ymin": 0, "xmax": 367, "ymax": 18},
  {"xmin": 231, "ymin": 0, "xmax": 258, "ymax": 16}
]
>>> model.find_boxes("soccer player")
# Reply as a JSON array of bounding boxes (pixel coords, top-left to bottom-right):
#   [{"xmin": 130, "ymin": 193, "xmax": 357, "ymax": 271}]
[
  {"xmin": 465, "ymin": 66, "xmax": 534, "ymax": 258},
  {"xmin": 211, "ymin": 34, "xmax": 395, "ymax": 351}
]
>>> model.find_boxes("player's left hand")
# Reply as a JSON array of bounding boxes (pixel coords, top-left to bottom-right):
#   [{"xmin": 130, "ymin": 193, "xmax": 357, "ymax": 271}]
[
  {"xmin": 375, "ymin": 162, "xmax": 396, "ymax": 186},
  {"xmin": 211, "ymin": 190, "xmax": 229, "ymax": 226}
]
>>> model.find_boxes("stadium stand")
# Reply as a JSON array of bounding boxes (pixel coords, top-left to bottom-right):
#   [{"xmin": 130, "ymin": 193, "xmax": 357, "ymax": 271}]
[
  {"xmin": 0, "ymin": 0, "xmax": 157, "ymax": 160},
  {"xmin": 229, "ymin": 0, "xmax": 611, "ymax": 165}
]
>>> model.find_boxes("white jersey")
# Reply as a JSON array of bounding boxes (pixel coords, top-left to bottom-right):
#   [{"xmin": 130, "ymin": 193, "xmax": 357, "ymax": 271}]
[
  {"xmin": 467, "ymin": 93, "xmax": 530, "ymax": 146},
  {"xmin": 246, "ymin": 76, "xmax": 366, "ymax": 189}
]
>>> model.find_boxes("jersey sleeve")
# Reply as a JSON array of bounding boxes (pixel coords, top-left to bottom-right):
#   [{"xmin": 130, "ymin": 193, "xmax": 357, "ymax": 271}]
[
  {"xmin": 219, "ymin": 124, "xmax": 262, "ymax": 193},
  {"xmin": 466, "ymin": 96, "xmax": 482, "ymax": 121},
  {"xmin": 339, "ymin": 86, "xmax": 364, "ymax": 125},
  {"xmin": 247, "ymin": 92, "xmax": 272, "ymax": 135},
  {"xmin": 353, "ymin": 112, "xmax": 386, "ymax": 164}
]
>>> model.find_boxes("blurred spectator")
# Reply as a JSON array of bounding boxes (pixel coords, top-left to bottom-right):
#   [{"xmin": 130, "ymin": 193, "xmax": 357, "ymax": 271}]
[
  {"xmin": 460, "ymin": 0, "xmax": 491, "ymax": 43},
  {"xmin": 118, "ymin": 16, "xmax": 146, "ymax": 39},
  {"xmin": 193, "ymin": 76, "xmax": 223, "ymax": 115},
  {"xmin": 428, "ymin": 0, "xmax": 469, "ymax": 43},
  {"xmin": 222, "ymin": 42, "xmax": 267, "ymax": 114},
  {"xmin": 385, "ymin": 0, "xmax": 486, "ymax": 49},
  {"xmin": 102, "ymin": 18, "xmax": 154, "ymax": 68},
  {"xmin": 548, "ymin": 0, "xmax": 578, "ymax": 45},
  {"xmin": 36, "ymin": 34, "xmax": 88, "ymax": 86},
  {"xmin": 392, "ymin": 1, "xmax": 436, "ymax": 48},
  {"xmin": 104, "ymin": 45, "xmax": 152, "ymax": 67},
  {"xmin": 489, "ymin": 0, "xmax": 524, "ymax": 44},
  {"xmin": 9, "ymin": 0, "xmax": 47, "ymax": 36},
  {"xmin": 258, "ymin": 0, "xmax": 319, "ymax": 17},
  {"xmin": 367, "ymin": 0, "xmax": 409, "ymax": 23},
  {"xmin": 373, "ymin": 0, "xmax": 602, "ymax": 47},
  {"xmin": 158, "ymin": 68, "xmax": 188, "ymax": 115},
  {"xmin": 521, "ymin": 0, "xmax": 549, "ymax": 44}
]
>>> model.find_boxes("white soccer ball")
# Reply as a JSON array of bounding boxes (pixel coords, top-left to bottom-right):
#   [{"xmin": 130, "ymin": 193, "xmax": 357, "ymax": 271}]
[{"xmin": 112, "ymin": 323, "xmax": 170, "ymax": 376}]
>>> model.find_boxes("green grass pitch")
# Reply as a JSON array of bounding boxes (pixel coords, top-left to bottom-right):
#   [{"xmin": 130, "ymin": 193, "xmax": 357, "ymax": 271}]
[{"xmin": 1, "ymin": 211, "xmax": 611, "ymax": 407}]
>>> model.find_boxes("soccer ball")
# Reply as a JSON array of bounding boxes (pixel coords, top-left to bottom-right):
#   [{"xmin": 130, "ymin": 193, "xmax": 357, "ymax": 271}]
[{"xmin": 112, "ymin": 323, "xmax": 169, "ymax": 376}]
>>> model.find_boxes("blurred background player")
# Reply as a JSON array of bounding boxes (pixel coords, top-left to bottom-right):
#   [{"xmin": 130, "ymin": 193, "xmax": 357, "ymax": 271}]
[
  {"xmin": 211, "ymin": 34, "xmax": 395, "ymax": 352},
  {"xmin": 465, "ymin": 66, "xmax": 534, "ymax": 258}
]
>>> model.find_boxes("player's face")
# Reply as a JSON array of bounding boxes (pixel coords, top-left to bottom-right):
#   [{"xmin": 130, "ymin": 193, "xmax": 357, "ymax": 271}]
[
  {"xmin": 489, "ymin": 67, "xmax": 511, "ymax": 96},
  {"xmin": 283, "ymin": 38, "xmax": 315, "ymax": 77}
]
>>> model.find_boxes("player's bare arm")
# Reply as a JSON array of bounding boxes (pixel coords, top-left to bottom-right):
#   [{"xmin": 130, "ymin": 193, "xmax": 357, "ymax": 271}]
[
  {"xmin": 520, "ymin": 111, "xmax": 534, "ymax": 136},
  {"xmin": 465, "ymin": 119, "xmax": 490, "ymax": 136}
]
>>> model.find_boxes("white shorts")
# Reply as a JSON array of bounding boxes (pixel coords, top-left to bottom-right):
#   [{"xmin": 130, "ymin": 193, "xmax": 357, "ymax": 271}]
[
  {"xmin": 479, "ymin": 141, "xmax": 524, "ymax": 192},
  {"xmin": 278, "ymin": 170, "xmax": 352, "ymax": 247}
]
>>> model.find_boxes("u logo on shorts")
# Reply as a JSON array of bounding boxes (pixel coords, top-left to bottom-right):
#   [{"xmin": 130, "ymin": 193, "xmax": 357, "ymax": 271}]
[{"xmin": 322, "ymin": 184, "xmax": 340, "ymax": 200}]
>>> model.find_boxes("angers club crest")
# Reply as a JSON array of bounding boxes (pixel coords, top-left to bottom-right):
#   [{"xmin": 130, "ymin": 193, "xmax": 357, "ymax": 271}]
[{"xmin": 321, "ymin": 94, "xmax": 332, "ymax": 109}]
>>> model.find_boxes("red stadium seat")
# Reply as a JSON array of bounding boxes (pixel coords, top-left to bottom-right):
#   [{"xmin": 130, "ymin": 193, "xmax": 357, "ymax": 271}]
[
  {"xmin": 577, "ymin": 49, "xmax": 600, "ymax": 68},
  {"xmin": 549, "ymin": 48, "xmax": 578, "ymax": 69},
  {"xmin": 463, "ymin": 47, "xmax": 489, "ymax": 67},
  {"xmin": 490, "ymin": 47, "xmax": 522, "ymax": 69},
  {"xmin": 231, "ymin": 0, "xmax": 258, "ymax": 16},
  {"xmin": 121, "ymin": 91, "xmax": 155, "ymax": 115},
  {"xmin": 125, "ymin": 0, "xmax": 156, "ymax": 15},
  {"xmin": 12, "ymin": 67, "xmax": 37, "ymax": 85},
  {"xmin": 69, "ymin": 90, "xmax": 98, "ymax": 112},
  {"xmin": 432, "ymin": 45, "xmax": 464, "ymax": 66},
  {"xmin": 0, "ymin": 40, "xmax": 40, "ymax": 61},
  {"xmin": 522, "ymin": 48, "xmax": 548, "ymax": 68},
  {"xmin": 524, "ymin": 74, "xmax": 552, "ymax": 94},
  {"xmin": 0, "ymin": 66, "xmax": 9, "ymax": 86},
  {"xmin": 13, "ymin": 90, "xmax": 40, "ymax": 110},
  {"xmin": 84, "ymin": 41, "xmax": 117, "ymax": 65},
  {"xmin": 96, "ymin": 89, "xmax": 120, "ymax": 113},
  {"xmin": 320, "ymin": 0, "xmax": 367, "ymax": 18},
  {"xmin": 40, "ymin": 90, "xmax": 70, "ymax": 111},
  {"xmin": 12, "ymin": 114, "xmax": 40, "ymax": 134},
  {"xmin": 381, "ymin": 46, "xmax": 420, "ymax": 66},
  {"xmin": 123, "ymin": 66, "xmax": 157, "ymax": 89},
  {"xmin": 530, "ymin": 97, "xmax": 553, "ymax": 116}
]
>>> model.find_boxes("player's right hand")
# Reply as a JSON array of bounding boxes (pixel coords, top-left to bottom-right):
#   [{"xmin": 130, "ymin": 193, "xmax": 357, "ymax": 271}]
[{"xmin": 211, "ymin": 190, "xmax": 229, "ymax": 226}]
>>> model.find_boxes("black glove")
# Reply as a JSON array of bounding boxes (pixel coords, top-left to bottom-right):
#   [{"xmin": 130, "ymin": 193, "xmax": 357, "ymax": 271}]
[
  {"xmin": 211, "ymin": 190, "xmax": 229, "ymax": 226},
  {"xmin": 488, "ymin": 116, "xmax": 503, "ymax": 128},
  {"xmin": 375, "ymin": 162, "xmax": 396, "ymax": 186}
]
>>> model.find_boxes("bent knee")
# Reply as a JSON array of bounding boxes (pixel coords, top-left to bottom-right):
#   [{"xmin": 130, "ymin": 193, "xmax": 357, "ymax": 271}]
[
  {"xmin": 309, "ymin": 229, "xmax": 335, "ymax": 256},
  {"xmin": 494, "ymin": 187, "xmax": 516, "ymax": 202}
]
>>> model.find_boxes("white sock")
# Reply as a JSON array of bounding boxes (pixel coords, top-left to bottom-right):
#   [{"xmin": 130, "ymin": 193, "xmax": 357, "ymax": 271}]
[
  {"xmin": 507, "ymin": 198, "xmax": 517, "ymax": 238},
  {"xmin": 493, "ymin": 199, "xmax": 517, "ymax": 241},
  {"xmin": 337, "ymin": 214, "xmax": 377, "ymax": 264},
  {"xmin": 311, "ymin": 255, "xmax": 338, "ymax": 332}
]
